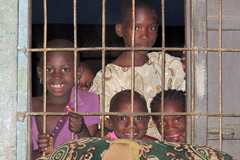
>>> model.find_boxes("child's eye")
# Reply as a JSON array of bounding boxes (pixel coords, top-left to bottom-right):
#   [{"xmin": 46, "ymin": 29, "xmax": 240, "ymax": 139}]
[
  {"xmin": 118, "ymin": 117, "xmax": 126, "ymax": 121},
  {"xmin": 135, "ymin": 26, "xmax": 140, "ymax": 31},
  {"xmin": 46, "ymin": 68, "xmax": 53, "ymax": 72},
  {"xmin": 135, "ymin": 116, "xmax": 143, "ymax": 120},
  {"xmin": 175, "ymin": 117, "xmax": 183, "ymax": 122},
  {"xmin": 149, "ymin": 26, "xmax": 156, "ymax": 31},
  {"xmin": 87, "ymin": 81, "xmax": 93, "ymax": 87},
  {"xmin": 62, "ymin": 68, "xmax": 70, "ymax": 72}
]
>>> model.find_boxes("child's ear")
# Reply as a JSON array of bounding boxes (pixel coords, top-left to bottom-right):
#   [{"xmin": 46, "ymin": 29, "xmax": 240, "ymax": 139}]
[
  {"xmin": 77, "ymin": 66, "xmax": 84, "ymax": 80},
  {"xmin": 115, "ymin": 24, "xmax": 123, "ymax": 37},
  {"xmin": 147, "ymin": 116, "xmax": 151, "ymax": 123},
  {"xmin": 37, "ymin": 65, "xmax": 43, "ymax": 80},
  {"xmin": 108, "ymin": 117, "xmax": 114, "ymax": 130}
]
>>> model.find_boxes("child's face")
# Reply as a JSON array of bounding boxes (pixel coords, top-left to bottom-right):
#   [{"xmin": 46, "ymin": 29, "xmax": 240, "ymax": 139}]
[
  {"xmin": 38, "ymin": 51, "xmax": 75, "ymax": 97},
  {"xmin": 154, "ymin": 101, "xmax": 185, "ymax": 143},
  {"xmin": 110, "ymin": 98, "xmax": 149, "ymax": 140},
  {"xmin": 116, "ymin": 7, "xmax": 158, "ymax": 55},
  {"xmin": 78, "ymin": 68, "xmax": 94, "ymax": 91}
]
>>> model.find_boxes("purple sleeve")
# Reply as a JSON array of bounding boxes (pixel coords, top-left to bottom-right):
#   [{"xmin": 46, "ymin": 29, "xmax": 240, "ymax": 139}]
[
  {"xmin": 32, "ymin": 116, "xmax": 39, "ymax": 150},
  {"xmin": 69, "ymin": 90, "xmax": 100, "ymax": 127},
  {"xmin": 83, "ymin": 93, "xmax": 100, "ymax": 127}
]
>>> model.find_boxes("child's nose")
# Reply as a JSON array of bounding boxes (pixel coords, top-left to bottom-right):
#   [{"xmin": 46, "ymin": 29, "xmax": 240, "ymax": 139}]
[
  {"xmin": 165, "ymin": 122, "xmax": 176, "ymax": 131},
  {"xmin": 53, "ymin": 71, "xmax": 62, "ymax": 79},
  {"xmin": 125, "ymin": 118, "xmax": 136, "ymax": 129},
  {"xmin": 139, "ymin": 29, "xmax": 149, "ymax": 39}
]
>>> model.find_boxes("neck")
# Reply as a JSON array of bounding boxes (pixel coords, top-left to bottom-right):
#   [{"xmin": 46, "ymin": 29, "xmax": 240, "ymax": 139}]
[
  {"xmin": 114, "ymin": 51, "xmax": 149, "ymax": 67},
  {"xmin": 46, "ymin": 92, "xmax": 71, "ymax": 105}
]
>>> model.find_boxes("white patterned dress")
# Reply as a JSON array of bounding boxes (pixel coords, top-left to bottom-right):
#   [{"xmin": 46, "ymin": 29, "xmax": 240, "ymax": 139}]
[{"xmin": 89, "ymin": 52, "xmax": 185, "ymax": 139}]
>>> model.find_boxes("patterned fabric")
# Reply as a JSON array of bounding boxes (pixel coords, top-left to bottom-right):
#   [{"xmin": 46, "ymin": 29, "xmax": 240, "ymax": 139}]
[
  {"xmin": 46, "ymin": 138, "xmax": 235, "ymax": 160},
  {"xmin": 89, "ymin": 52, "xmax": 185, "ymax": 139}
]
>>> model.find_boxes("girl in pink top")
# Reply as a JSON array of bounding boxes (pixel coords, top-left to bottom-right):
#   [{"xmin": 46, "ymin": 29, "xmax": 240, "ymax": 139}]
[{"xmin": 32, "ymin": 39, "xmax": 100, "ymax": 159}]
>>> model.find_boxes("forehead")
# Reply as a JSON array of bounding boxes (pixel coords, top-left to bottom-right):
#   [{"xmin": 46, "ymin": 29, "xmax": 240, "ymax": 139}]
[
  {"xmin": 113, "ymin": 96, "xmax": 147, "ymax": 112},
  {"xmin": 83, "ymin": 68, "xmax": 94, "ymax": 76},
  {"xmin": 46, "ymin": 51, "xmax": 74, "ymax": 62},
  {"xmin": 124, "ymin": 7, "xmax": 157, "ymax": 22}
]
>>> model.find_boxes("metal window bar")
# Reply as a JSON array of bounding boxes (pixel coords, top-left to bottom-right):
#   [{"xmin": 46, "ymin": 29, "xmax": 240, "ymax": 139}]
[
  {"xmin": 160, "ymin": 0, "xmax": 166, "ymax": 142},
  {"xmin": 218, "ymin": 0, "xmax": 223, "ymax": 151},
  {"xmin": 101, "ymin": 0, "xmax": 106, "ymax": 138},
  {"xmin": 14, "ymin": 0, "xmax": 240, "ymax": 159},
  {"xmin": 130, "ymin": 0, "xmax": 136, "ymax": 139},
  {"xmin": 73, "ymin": 0, "xmax": 78, "ymax": 140},
  {"xmin": 190, "ymin": 0, "xmax": 195, "ymax": 145}
]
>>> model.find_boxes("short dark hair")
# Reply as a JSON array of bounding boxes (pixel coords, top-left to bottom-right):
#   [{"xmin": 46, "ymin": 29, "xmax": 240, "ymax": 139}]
[
  {"xmin": 110, "ymin": 89, "xmax": 148, "ymax": 112},
  {"xmin": 150, "ymin": 89, "xmax": 186, "ymax": 115},
  {"xmin": 38, "ymin": 39, "xmax": 75, "ymax": 68},
  {"xmin": 118, "ymin": 0, "xmax": 158, "ymax": 24}
]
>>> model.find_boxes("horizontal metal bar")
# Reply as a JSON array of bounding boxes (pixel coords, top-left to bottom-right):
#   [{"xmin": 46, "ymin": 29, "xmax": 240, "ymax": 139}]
[
  {"xmin": 17, "ymin": 47, "xmax": 240, "ymax": 52},
  {"xmin": 17, "ymin": 111, "xmax": 240, "ymax": 117}
]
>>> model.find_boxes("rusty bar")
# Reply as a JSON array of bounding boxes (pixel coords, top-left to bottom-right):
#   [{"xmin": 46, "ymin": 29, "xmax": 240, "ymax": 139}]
[
  {"xmin": 160, "ymin": 0, "xmax": 166, "ymax": 142},
  {"xmin": 100, "ymin": 0, "xmax": 106, "ymax": 138},
  {"xmin": 73, "ymin": 0, "xmax": 78, "ymax": 140},
  {"xmin": 218, "ymin": 0, "xmax": 223, "ymax": 150},
  {"xmin": 130, "ymin": 0, "xmax": 136, "ymax": 140},
  {"xmin": 42, "ymin": 0, "xmax": 48, "ymax": 157},
  {"xmin": 42, "ymin": 0, "xmax": 47, "ymax": 136},
  {"xmin": 18, "ymin": 47, "xmax": 240, "ymax": 52},
  {"xmin": 18, "ymin": 111, "xmax": 240, "ymax": 117},
  {"xmin": 190, "ymin": 0, "xmax": 195, "ymax": 145}
]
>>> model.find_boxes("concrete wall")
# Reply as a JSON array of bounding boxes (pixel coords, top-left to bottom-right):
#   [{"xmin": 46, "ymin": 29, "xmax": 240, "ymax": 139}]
[{"xmin": 0, "ymin": 0, "xmax": 18, "ymax": 159}]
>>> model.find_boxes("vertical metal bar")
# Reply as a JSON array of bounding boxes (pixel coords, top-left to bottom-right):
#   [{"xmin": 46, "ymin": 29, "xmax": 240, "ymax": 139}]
[
  {"xmin": 73, "ymin": 0, "xmax": 78, "ymax": 140},
  {"xmin": 190, "ymin": 0, "xmax": 195, "ymax": 145},
  {"xmin": 160, "ymin": 0, "xmax": 165, "ymax": 142},
  {"xmin": 101, "ymin": 0, "xmax": 106, "ymax": 137},
  {"xmin": 42, "ymin": 0, "xmax": 47, "ymax": 157},
  {"xmin": 185, "ymin": 0, "xmax": 192, "ymax": 144},
  {"xmin": 17, "ymin": 0, "xmax": 31, "ymax": 159},
  {"xmin": 130, "ymin": 0, "xmax": 136, "ymax": 140},
  {"xmin": 218, "ymin": 0, "xmax": 223, "ymax": 151}
]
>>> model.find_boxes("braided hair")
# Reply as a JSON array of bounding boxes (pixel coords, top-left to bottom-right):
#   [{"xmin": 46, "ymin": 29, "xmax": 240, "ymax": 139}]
[{"xmin": 150, "ymin": 89, "xmax": 185, "ymax": 120}]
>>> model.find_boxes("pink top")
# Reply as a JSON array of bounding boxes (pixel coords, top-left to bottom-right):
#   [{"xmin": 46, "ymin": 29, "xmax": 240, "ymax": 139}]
[
  {"xmin": 106, "ymin": 131, "xmax": 118, "ymax": 139},
  {"xmin": 32, "ymin": 87, "xmax": 100, "ymax": 150}
]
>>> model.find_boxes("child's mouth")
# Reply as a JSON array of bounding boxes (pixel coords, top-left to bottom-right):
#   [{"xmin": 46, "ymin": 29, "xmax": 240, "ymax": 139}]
[
  {"xmin": 51, "ymin": 84, "xmax": 65, "ymax": 91},
  {"xmin": 124, "ymin": 133, "xmax": 138, "ymax": 136},
  {"xmin": 167, "ymin": 133, "xmax": 181, "ymax": 138}
]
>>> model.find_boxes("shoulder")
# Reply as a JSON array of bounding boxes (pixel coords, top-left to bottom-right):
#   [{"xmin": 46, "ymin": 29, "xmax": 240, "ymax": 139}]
[
  {"xmin": 148, "ymin": 51, "xmax": 181, "ymax": 61},
  {"xmin": 73, "ymin": 90, "xmax": 99, "ymax": 104},
  {"xmin": 78, "ymin": 91, "xmax": 98, "ymax": 99},
  {"xmin": 32, "ymin": 96, "xmax": 43, "ymax": 112}
]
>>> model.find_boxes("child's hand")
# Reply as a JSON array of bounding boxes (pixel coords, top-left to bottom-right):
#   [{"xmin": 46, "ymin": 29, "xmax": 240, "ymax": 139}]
[
  {"xmin": 38, "ymin": 133, "xmax": 54, "ymax": 154},
  {"xmin": 68, "ymin": 110, "xmax": 84, "ymax": 133}
]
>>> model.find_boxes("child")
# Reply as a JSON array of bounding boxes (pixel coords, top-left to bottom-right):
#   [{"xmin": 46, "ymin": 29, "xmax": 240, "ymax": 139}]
[
  {"xmin": 105, "ymin": 90, "xmax": 157, "ymax": 140},
  {"xmin": 90, "ymin": 0, "xmax": 185, "ymax": 139},
  {"xmin": 32, "ymin": 39, "xmax": 100, "ymax": 158},
  {"xmin": 77, "ymin": 62, "xmax": 95, "ymax": 91},
  {"xmin": 150, "ymin": 89, "xmax": 186, "ymax": 143}
]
